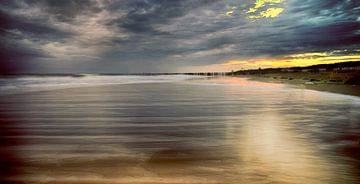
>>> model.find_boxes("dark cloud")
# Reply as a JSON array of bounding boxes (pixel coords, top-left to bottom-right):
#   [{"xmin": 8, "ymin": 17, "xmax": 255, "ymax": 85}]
[
  {"xmin": 0, "ymin": 0, "xmax": 359, "ymax": 73},
  {"xmin": 266, "ymin": 0, "xmax": 360, "ymax": 53},
  {"xmin": 0, "ymin": 36, "xmax": 48, "ymax": 74},
  {"xmin": 23, "ymin": 0, "xmax": 101, "ymax": 22},
  {"xmin": 118, "ymin": 0, "xmax": 215, "ymax": 34},
  {"xmin": 0, "ymin": 9, "xmax": 72, "ymax": 39},
  {"xmin": 197, "ymin": 0, "xmax": 360, "ymax": 58},
  {"xmin": 119, "ymin": 0, "xmax": 188, "ymax": 34},
  {"xmin": 0, "ymin": 1, "xmax": 75, "ymax": 74}
]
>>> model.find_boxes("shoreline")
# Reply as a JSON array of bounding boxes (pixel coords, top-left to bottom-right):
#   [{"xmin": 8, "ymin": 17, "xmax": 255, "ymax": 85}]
[
  {"xmin": 238, "ymin": 75, "xmax": 360, "ymax": 97},
  {"xmin": 1, "ymin": 76, "xmax": 359, "ymax": 184}
]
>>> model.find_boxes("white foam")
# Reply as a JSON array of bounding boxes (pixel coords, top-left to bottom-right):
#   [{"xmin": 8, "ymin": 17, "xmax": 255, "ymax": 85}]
[{"xmin": 0, "ymin": 75, "xmax": 199, "ymax": 96}]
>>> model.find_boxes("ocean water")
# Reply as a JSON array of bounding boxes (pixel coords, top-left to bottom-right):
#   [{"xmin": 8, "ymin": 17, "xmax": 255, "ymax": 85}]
[
  {"xmin": 0, "ymin": 75, "xmax": 196, "ymax": 96},
  {"xmin": 0, "ymin": 76, "xmax": 359, "ymax": 184}
]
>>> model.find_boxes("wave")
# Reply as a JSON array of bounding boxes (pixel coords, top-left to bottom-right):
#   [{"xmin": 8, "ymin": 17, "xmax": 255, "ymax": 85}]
[{"xmin": 0, "ymin": 75, "xmax": 199, "ymax": 96}]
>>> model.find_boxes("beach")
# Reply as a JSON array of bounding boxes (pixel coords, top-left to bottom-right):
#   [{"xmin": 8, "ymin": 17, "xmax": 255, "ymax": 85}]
[
  {"xmin": 240, "ymin": 72, "xmax": 360, "ymax": 97},
  {"xmin": 1, "ymin": 76, "xmax": 359, "ymax": 184}
]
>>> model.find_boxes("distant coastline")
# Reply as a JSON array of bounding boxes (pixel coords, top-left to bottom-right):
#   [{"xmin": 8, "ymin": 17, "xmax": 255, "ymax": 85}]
[
  {"xmin": 231, "ymin": 61, "xmax": 360, "ymax": 96},
  {"xmin": 1, "ymin": 61, "xmax": 359, "ymax": 96}
]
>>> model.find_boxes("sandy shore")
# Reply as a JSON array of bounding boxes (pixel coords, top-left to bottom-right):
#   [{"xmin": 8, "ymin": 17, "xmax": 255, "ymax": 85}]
[
  {"xmin": 1, "ymin": 79, "xmax": 359, "ymax": 184},
  {"xmin": 241, "ymin": 74, "xmax": 360, "ymax": 97}
]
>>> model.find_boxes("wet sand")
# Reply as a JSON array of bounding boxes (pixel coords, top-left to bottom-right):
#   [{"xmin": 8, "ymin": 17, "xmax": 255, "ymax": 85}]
[{"xmin": 1, "ymin": 77, "xmax": 359, "ymax": 184}]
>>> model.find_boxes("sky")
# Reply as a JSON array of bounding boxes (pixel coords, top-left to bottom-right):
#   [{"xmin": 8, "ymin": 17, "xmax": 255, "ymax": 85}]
[{"xmin": 1, "ymin": 0, "xmax": 360, "ymax": 73}]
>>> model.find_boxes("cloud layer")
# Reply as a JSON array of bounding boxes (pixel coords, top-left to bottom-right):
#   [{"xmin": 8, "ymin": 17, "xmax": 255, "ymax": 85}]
[{"xmin": 1, "ymin": 0, "xmax": 359, "ymax": 73}]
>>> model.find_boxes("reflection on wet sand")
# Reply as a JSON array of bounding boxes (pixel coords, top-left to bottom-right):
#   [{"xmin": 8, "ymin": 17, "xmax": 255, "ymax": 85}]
[
  {"xmin": 236, "ymin": 112, "xmax": 334, "ymax": 183},
  {"xmin": 0, "ymin": 77, "xmax": 359, "ymax": 183}
]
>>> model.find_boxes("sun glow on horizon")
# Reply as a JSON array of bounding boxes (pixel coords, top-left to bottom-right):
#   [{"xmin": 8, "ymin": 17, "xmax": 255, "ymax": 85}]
[{"xmin": 181, "ymin": 50, "xmax": 360, "ymax": 72}]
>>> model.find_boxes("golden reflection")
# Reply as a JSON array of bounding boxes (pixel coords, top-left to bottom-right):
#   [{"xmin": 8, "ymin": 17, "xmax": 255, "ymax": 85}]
[{"xmin": 235, "ymin": 111, "xmax": 335, "ymax": 183}]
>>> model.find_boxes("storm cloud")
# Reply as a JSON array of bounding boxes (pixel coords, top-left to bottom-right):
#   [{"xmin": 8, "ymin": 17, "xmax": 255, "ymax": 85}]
[{"xmin": 0, "ymin": 0, "xmax": 359, "ymax": 73}]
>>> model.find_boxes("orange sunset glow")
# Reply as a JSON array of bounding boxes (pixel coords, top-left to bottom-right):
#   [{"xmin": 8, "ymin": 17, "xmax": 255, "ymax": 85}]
[{"xmin": 183, "ymin": 50, "xmax": 360, "ymax": 72}]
